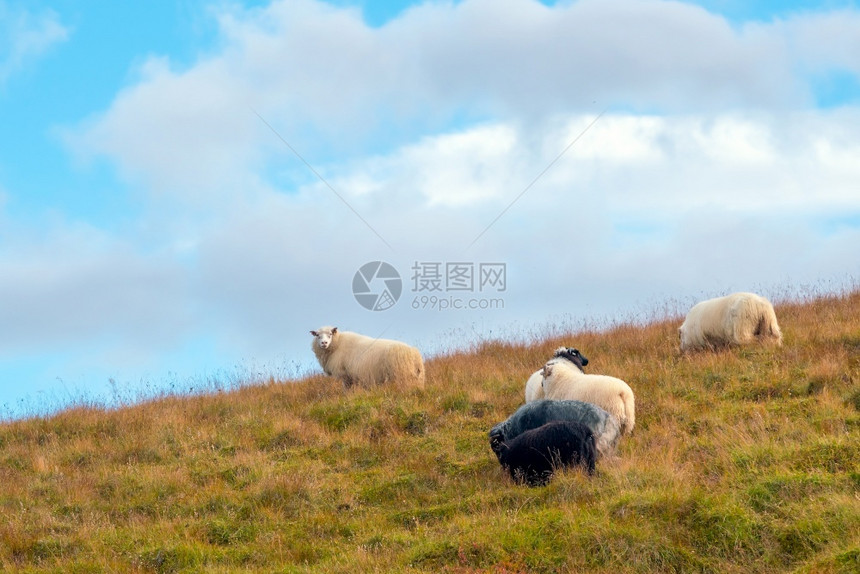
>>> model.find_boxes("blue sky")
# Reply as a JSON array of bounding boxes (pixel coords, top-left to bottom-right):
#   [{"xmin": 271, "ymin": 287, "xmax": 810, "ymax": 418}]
[{"xmin": 1, "ymin": 0, "xmax": 859, "ymax": 418}]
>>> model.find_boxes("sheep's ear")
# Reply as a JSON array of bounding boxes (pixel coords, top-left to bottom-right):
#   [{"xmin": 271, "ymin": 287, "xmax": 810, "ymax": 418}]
[
  {"xmin": 332, "ymin": 327, "xmax": 338, "ymax": 334},
  {"xmin": 310, "ymin": 330, "xmax": 318, "ymax": 337}
]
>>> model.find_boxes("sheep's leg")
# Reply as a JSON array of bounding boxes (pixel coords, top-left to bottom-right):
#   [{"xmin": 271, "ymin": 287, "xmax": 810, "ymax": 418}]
[{"xmin": 584, "ymin": 453, "xmax": 596, "ymax": 475}]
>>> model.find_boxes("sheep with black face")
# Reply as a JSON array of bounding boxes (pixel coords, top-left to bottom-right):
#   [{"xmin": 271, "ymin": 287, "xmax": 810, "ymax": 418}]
[{"xmin": 524, "ymin": 347, "xmax": 588, "ymax": 402}]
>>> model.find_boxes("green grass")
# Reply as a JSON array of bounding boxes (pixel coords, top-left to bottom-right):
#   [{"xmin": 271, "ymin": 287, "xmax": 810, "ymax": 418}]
[{"xmin": 0, "ymin": 289, "xmax": 858, "ymax": 572}]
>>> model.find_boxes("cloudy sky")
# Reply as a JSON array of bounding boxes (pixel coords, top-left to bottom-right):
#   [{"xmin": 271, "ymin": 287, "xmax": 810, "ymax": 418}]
[{"xmin": 1, "ymin": 0, "xmax": 858, "ymax": 417}]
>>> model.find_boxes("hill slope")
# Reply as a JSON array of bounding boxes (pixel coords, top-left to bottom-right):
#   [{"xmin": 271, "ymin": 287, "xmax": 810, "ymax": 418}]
[{"xmin": 1, "ymin": 291, "xmax": 859, "ymax": 573}]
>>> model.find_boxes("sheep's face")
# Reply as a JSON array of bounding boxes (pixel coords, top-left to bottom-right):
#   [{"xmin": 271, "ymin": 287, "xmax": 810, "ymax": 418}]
[
  {"xmin": 488, "ymin": 431, "xmax": 506, "ymax": 460},
  {"xmin": 554, "ymin": 346, "xmax": 588, "ymax": 368},
  {"xmin": 568, "ymin": 348, "xmax": 588, "ymax": 366},
  {"xmin": 310, "ymin": 326, "xmax": 338, "ymax": 350}
]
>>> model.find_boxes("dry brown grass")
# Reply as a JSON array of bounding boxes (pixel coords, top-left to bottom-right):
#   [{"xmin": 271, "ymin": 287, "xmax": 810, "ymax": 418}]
[{"xmin": 0, "ymin": 289, "xmax": 858, "ymax": 572}]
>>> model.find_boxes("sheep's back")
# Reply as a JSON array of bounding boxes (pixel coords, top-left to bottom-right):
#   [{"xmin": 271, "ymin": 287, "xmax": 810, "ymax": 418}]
[
  {"xmin": 349, "ymin": 337, "xmax": 423, "ymax": 387},
  {"xmin": 544, "ymin": 371, "xmax": 625, "ymax": 400},
  {"xmin": 682, "ymin": 292, "xmax": 779, "ymax": 350},
  {"xmin": 492, "ymin": 399, "xmax": 611, "ymax": 440}
]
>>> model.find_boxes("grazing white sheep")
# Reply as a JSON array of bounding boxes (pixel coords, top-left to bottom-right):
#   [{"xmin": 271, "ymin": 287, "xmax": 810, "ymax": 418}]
[
  {"xmin": 310, "ymin": 326, "xmax": 425, "ymax": 390},
  {"xmin": 541, "ymin": 360, "xmax": 636, "ymax": 435},
  {"xmin": 679, "ymin": 292, "xmax": 782, "ymax": 352},
  {"xmin": 525, "ymin": 347, "xmax": 589, "ymax": 403}
]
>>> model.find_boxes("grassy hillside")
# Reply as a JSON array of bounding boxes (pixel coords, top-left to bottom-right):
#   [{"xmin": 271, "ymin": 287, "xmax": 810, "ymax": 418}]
[{"xmin": 1, "ymin": 290, "xmax": 859, "ymax": 573}]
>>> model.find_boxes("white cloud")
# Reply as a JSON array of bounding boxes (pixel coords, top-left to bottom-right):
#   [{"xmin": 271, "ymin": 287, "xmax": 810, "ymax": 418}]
[
  {"xmin": 566, "ymin": 115, "xmax": 665, "ymax": 163},
  {"xmin": 329, "ymin": 123, "xmax": 522, "ymax": 208},
  {"xmin": 65, "ymin": 0, "xmax": 860, "ymax": 201},
  {"xmin": 0, "ymin": 219, "xmax": 191, "ymax": 359},
  {"xmin": 65, "ymin": 55, "xmax": 267, "ymax": 201},
  {"xmin": 342, "ymin": 110, "xmax": 860, "ymax": 219},
  {"xmin": 0, "ymin": 3, "xmax": 68, "ymax": 86},
  {"xmin": 781, "ymin": 9, "xmax": 860, "ymax": 74}
]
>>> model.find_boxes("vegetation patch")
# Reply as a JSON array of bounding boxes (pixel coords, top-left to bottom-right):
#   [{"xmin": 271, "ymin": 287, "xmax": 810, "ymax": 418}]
[
  {"xmin": 389, "ymin": 502, "xmax": 458, "ymax": 528},
  {"xmin": 846, "ymin": 388, "xmax": 860, "ymax": 412},
  {"xmin": 309, "ymin": 401, "xmax": 374, "ymax": 431},
  {"xmin": 409, "ymin": 539, "xmax": 502, "ymax": 570},
  {"xmin": 835, "ymin": 548, "xmax": 860, "ymax": 572},
  {"xmin": 394, "ymin": 409, "xmax": 429, "ymax": 435},
  {"xmin": 774, "ymin": 517, "xmax": 829, "ymax": 564},
  {"xmin": 137, "ymin": 545, "xmax": 205, "ymax": 573},
  {"xmin": 746, "ymin": 472, "xmax": 834, "ymax": 513},
  {"xmin": 0, "ymin": 290, "xmax": 858, "ymax": 572},
  {"xmin": 202, "ymin": 519, "xmax": 258, "ymax": 546},
  {"xmin": 579, "ymin": 527, "xmax": 712, "ymax": 573},
  {"xmin": 358, "ymin": 472, "xmax": 439, "ymax": 506}
]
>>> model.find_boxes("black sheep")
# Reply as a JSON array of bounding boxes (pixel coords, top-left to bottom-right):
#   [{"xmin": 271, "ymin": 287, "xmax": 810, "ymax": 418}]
[
  {"xmin": 489, "ymin": 399, "xmax": 620, "ymax": 460},
  {"xmin": 491, "ymin": 420, "xmax": 596, "ymax": 487}
]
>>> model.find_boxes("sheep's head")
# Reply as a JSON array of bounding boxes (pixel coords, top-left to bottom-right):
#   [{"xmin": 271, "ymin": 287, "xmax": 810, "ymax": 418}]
[
  {"xmin": 553, "ymin": 346, "xmax": 588, "ymax": 371},
  {"xmin": 310, "ymin": 326, "xmax": 338, "ymax": 350},
  {"xmin": 488, "ymin": 430, "xmax": 506, "ymax": 460}
]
